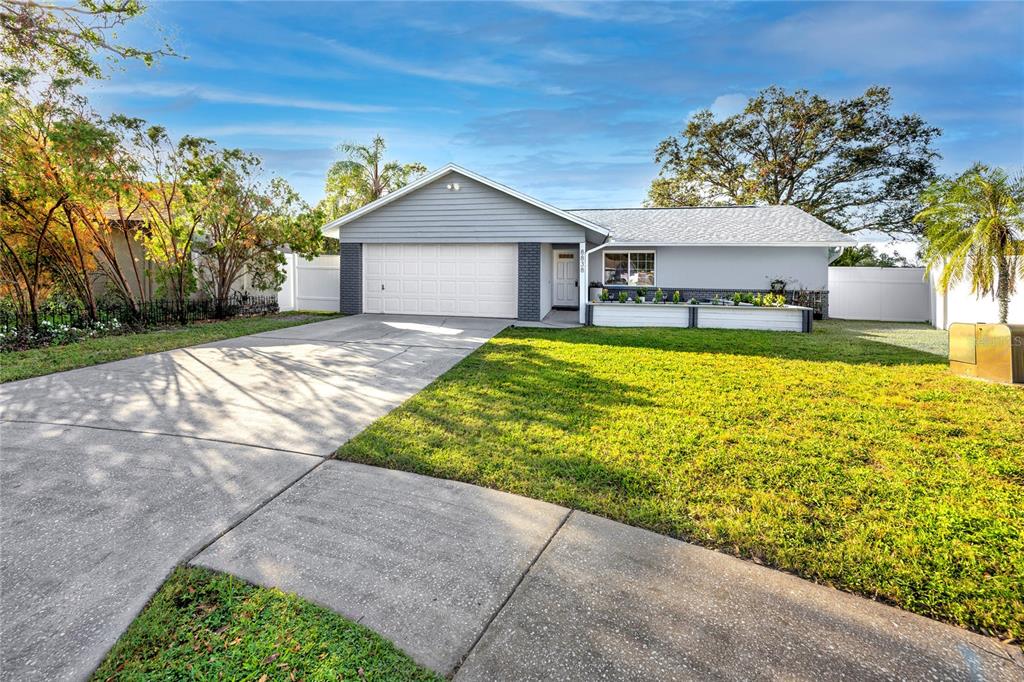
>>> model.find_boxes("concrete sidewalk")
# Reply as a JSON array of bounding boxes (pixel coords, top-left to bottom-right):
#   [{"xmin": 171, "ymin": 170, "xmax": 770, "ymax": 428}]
[
  {"xmin": 194, "ymin": 460, "xmax": 1022, "ymax": 682},
  {"xmin": 0, "ymin": 315, "xmax": 508, "ymax": 681}
]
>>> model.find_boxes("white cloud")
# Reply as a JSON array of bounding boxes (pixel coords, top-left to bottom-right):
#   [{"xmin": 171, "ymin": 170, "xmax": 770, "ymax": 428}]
[
  {"xmin": 92, "ymin": 83, "xmax": 393, "ymax": 113},
  {"xmin": 536, "ymin": 46, "xmax": 593, "ymax": 65},
  {"xmin": 516, "ymin": 1, "xmax": 707, "ymax": 24},
  {"xmin": 709, "ymin": 93, "xmax": 747, "ymax": 118},
  {"xmin": 542, "ymin": 85, "xmax": 577, "ymax": 96},
  {"xmin": 310, "ymin": 36, "xmax": 524, "ymax": 86},
  {"xmin": 685, "ymin": 93, "xmax": 747, "ymax": 121},
  {"xmin": 760, "ymin": 3, "xmax": 1020, "ymax": 69}
]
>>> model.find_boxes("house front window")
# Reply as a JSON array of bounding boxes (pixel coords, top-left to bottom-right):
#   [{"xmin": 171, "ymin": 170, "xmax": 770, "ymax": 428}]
[{"xmin": 604, "ymin": 251, "xmax": 655, "ymax": 286}]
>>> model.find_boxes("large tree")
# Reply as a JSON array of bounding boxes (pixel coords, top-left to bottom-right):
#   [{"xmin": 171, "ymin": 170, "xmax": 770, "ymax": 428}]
[
  {"xmin": 916, "ymin": 164, "xmax": 1023, "ymax": 323},
  {"xmin": 0, "ymin": 0, "xmax": 175, "ymax": 78},
  {"xmin": 831, "ymin": 244, "xmax": 911, "ymax": 268},
  {"xmin": 0, "ymin": 73, "xmax": 144, "ymax": 325},
  {"xmin": 192, "ymin": 149, "xmax": 324, "ymax": 316},
  {"xmin": 321, "ymin": 135, "xmax": 426, "ymax": 220},
  {"xmin": 650, "ymin": 86, "xmax": 941, "ymax": 236},
  {"xmin": 120, "ymin": 123, "xmax": 220, "ymax": 320}
]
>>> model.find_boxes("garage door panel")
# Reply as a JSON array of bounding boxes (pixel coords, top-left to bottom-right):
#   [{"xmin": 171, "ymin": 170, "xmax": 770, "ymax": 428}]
[{"xmin": 364, "ymin": 243, "xmax": 517, "ymax": 318}]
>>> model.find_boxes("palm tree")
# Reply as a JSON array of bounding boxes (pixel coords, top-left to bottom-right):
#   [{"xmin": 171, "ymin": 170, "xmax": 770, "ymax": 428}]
[
  {"xmin": 321, "ymin": 135, "xmax": 426, "ymax": 220},
  {"xmin": 915, "ymin": 164, "xmax": 1023, "ymax": 323}
]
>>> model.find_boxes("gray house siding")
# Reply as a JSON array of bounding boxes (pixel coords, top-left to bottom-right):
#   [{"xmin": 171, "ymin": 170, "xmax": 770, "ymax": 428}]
[
  {"xmin": 339, "ymin": 243, "xmax": 362, "ymax": 314},
  {"xmin": 517, "ymin": 243, "xmax": 541, "ymax": 321},
  {"xmin": 587, "ymin": 244, "xmax": 832, "ymax": 317},
  {"xmin": 338, "ymin": 172, "xmax": 588, "ymax": 244},
  {"xmin": 588, "ymin": 246, "xmax": 830, "ymax": 291}
]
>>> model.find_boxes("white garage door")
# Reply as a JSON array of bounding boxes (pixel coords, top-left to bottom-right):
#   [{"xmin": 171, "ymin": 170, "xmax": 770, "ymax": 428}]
[{"xmin": 363, "ymin": 243, "xmax": 518, "ymax": 318}]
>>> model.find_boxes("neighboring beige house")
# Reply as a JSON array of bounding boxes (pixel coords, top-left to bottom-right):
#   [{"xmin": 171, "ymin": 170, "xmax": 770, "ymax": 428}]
[{"xmin": 90, "ymin": 208, "xmax": 273, "ymax": 303}]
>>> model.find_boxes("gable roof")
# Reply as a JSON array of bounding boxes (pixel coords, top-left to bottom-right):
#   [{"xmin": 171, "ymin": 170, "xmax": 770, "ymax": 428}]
[
  {"xmin": 321, "ymin": 163, "xmax": 610, "ymax": 238},
  {"xmin": 568, "ymin": 206, "xmax": 856, "ymax": 247}
]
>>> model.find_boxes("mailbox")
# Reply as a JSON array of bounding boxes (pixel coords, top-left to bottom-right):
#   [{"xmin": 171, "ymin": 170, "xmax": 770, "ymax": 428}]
[{"xmin": 949, "ymin": 323, "xmax": 1024, "ymax": 384}]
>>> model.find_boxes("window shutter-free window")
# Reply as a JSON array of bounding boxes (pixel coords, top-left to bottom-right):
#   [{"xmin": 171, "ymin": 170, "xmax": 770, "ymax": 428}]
[{"xmin": 603, "ymin": 251, "xmax": 655, "ymax": 286}]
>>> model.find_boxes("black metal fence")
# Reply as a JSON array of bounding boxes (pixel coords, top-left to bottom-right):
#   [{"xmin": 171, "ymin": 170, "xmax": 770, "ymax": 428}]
[{"xmin": 0, "ymin": 294, "xmax": 279, "ymax": 333}]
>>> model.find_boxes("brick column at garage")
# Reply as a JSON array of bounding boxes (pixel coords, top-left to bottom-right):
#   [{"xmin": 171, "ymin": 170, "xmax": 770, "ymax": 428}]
[
  {"xmin": 340, "ymin": 243, "xmax": 362, "ymax": 315},
  {"xmin": 517, "ymin": 242, "xmax": 541, "ymax": 321}
]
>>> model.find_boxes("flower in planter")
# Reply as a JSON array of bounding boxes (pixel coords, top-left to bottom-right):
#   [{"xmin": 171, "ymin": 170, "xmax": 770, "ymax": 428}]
[
  {"xmin": 618, "ymin": 291, "xmax": 628, "ymax": 303},
  {"xmin": 672, "ymin": 290, "xmax": 681, "ymax": 304},
  {"xmin": 600, "ymin": 289, "xmax": 610, "ymax": 302},
  {"xmin": 655, "ymin": 288, "xmax": 664, "ymax": 303}
]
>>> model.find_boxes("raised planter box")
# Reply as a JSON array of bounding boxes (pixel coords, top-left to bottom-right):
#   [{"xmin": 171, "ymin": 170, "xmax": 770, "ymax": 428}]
[{"xmin": 589, "ymin": 303, "xmax": 812, "ymax": 332}]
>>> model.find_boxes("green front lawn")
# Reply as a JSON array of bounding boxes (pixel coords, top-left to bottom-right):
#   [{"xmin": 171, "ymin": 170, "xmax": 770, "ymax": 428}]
[
  {"xmin": 1, "ymin": 313, "xmax": 338, "ymax": 383},
  {"xmin": 93, "ymin": 566, "xmax": 440, "ymax": 681},
  {"xmin": 337, "ymin": 320, "xmax": 1024, "ymax": 640}
]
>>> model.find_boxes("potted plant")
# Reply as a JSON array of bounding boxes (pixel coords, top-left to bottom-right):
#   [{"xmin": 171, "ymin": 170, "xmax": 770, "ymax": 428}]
[
  {"xmin": 618, "ymin": 291, "xmax": 628, "ymax": 303},
  {"xmin": 589, "ymin": 281, "xmax": 604, "ymax": 302},
  {"xmin": 599, "ymin": 288, "xmax": 610, "ymax": 302},
  {"xmin": 636, "ymin": 287, "xmax": 648, "ymax": 301},
  {"xmin": 672, "ymin": 290, "xmax": 681, "ymax": 304},
  {"xmin": 654, "ymin": 288, "xmax": 664, "ymax": 303}
]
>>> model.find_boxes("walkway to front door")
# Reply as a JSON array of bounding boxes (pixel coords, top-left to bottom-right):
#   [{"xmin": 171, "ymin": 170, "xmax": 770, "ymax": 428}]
[{"xmin": 553, "ymin": 249, "xmax": 578, "ymax": 307}]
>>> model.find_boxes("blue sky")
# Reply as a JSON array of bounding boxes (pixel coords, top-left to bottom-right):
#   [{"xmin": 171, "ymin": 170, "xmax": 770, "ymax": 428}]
[{"xmin": 92, "ymin": 0, "xmax": 1023, "ymax": 212}]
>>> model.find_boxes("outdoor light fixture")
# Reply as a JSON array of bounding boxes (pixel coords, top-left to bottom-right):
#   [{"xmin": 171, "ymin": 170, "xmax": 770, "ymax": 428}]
[{"xmin": 446, "ymin": 182, "xmax": 460, "ymax": 191}]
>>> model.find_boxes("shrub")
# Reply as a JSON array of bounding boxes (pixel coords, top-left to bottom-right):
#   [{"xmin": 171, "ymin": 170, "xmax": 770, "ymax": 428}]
[{"xmin": 1, "ymin": 318, "xmax": 125, "ymax": 351}]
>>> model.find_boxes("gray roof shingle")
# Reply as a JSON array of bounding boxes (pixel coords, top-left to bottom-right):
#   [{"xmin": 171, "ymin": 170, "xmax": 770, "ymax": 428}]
[{"xmin": 568, "ymin": 205, "xmax": 856, "ymax": 245}]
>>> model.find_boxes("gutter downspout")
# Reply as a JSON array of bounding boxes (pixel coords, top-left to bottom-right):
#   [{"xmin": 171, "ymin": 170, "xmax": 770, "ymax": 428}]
[{"xmin": 581, "ymin": 239, "xmax": 616, "ymax": 324}]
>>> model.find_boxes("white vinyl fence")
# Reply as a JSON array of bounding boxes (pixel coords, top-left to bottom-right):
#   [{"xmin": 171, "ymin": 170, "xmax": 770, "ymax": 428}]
[
  {"xmin": 278, "ymin": 253, "xmax": 340, "ymax": 312},
  {"xmin": 828, "ymin": 265, "xmax": 1023, "ymax": 328},
  {"xmin": 828, "ymin": 267, "xmax": 930, "ymax": 322},
  {"xmin": 929, "ymin": 268, "xmax": 1024, "ymax": 329}
]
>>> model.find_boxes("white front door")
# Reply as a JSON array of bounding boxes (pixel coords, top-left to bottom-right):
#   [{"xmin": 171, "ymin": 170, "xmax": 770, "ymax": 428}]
[
  {"xmin": 553, "ymin": 249, "xmax": 579, "ymax": 307},
  {"xmin": 363, "ymin": 243, "xmax": 518, "ymax": 318}
]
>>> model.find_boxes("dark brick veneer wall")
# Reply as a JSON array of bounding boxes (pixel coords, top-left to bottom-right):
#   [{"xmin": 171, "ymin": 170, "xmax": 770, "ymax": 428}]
[
  {"xmin": 517, "ymin": 242, "xmax": 541, "ymax": 321},
  {"xmin": 339, "ymin": 243, "xmax": 362, "ymax": 315}
]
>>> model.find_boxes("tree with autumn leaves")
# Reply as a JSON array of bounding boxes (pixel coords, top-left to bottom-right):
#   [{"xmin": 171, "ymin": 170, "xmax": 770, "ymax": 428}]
[{"xmin": 1, "ymin": 1, "xmax": 325, "ymax": 329}]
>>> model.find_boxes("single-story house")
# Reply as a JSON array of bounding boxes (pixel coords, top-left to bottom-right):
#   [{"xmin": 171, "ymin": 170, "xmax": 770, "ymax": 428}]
[{"xmin": 322, "ymin": 164, "xmax": 856, "ymax": 325}]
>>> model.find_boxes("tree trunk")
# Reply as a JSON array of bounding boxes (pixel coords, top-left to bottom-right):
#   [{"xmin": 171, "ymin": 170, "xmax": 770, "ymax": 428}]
[{"xmin": 996, "ymin": 255, "xmax": 1010, "ymax": 324}]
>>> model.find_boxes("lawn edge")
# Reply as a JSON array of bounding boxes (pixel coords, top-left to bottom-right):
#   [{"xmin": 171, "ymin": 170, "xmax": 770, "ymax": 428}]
[{"xmin": 1, "ymin": 313, "xmax": 341, "ymax": 383}]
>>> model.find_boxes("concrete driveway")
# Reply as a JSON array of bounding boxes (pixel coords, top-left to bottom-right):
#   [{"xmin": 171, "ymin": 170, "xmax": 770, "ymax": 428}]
[{"xmin": 0, "ymin": 315, "xmax": 508, "ymax": 681}]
